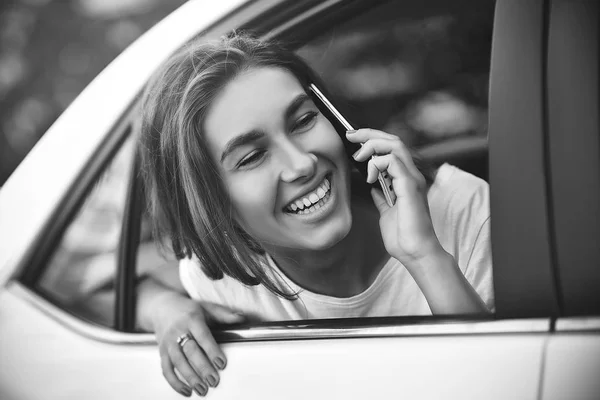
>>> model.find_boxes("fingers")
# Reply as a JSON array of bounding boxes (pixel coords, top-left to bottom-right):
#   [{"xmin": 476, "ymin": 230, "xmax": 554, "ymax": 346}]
[
  {"xmin": 181, "ymin": 303, "xmax": 245, "ymax": 390},
  {"xmin": 367, "ymin": 154, "xmax": 420, "ymax": 198},
  {"xmin": 161, "ymin": 346, "xmax": 206, "ymax": 397},
  {"xmin": 156, "ymin": 303, "xmax": 243, "ymax": 397},
  {"xmin": 187, "ymin": 320, "xmax": 223, "ymax": 385},
  {"xmin": 370, "ymin": 187, "xmax": 389, "ymax": 215},
  {"xmin": 180, "ymin": 331, "xmax": 220, "ymax": 389},
  {"xmin": 346, "ymin": 128, "xmax": 393, "ymax": 142},
  {"xmin": 346, "ymin": 129, "xmax": 425, "ymax": 188},
  {"xmin": 160, "ymin": 355, "xmax": 192, "ymax": 397}
]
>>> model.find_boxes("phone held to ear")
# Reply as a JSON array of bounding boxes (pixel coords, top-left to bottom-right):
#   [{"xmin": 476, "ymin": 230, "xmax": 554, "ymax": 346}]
[{"xmin": 308, "ymin": 83, "xmax": 397, "ymax": 207}]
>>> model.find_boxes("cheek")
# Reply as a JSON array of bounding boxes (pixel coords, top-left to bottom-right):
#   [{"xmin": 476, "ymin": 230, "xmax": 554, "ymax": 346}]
[
  {"xmin": 316, "ymin": 120, "xmax": 349, "ymax": 165},
  {"xmin": 226, "ymin": 173, "xmax": 278, "ymax": 229}
]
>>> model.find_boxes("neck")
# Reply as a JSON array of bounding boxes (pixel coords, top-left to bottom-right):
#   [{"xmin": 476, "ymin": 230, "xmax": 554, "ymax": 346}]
[{"xmin": 267, "ymin": 198, "xmax": 388, "ymax": 297}]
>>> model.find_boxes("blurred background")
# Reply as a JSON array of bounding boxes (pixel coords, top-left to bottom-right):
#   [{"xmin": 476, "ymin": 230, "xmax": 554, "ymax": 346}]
[
  {"xmin": 1, "ymin": 0, "xmax": 493, "ymax": 188},
  {"xmin": 0, "ymin": 0, "xmax": 185, "ymax": 187}
]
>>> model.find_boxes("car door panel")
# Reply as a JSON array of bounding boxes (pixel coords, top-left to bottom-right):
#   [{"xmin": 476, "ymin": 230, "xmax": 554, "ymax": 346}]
[
  {"xmin": 216, "ymin": 335, "xmax": 546, "ymax": 400},
  {"xmin": 0, "ymin": 286, "xmax": 181, "ymax": 400},
  {"xmin": 541, "ymin": 332, "xmax": 600, "ymax": 400},
  {"xmin": 1, "ymin": 284, "xmax": 548, "ymax": 400}
]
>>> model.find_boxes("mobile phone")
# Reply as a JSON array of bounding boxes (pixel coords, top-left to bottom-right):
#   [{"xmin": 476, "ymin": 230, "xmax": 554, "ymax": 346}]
[{"xmin": 308, "ymin": 83, "xmax": 397, "ymax": 207}]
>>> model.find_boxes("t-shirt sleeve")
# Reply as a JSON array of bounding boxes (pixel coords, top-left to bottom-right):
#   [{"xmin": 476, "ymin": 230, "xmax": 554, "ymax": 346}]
[
  {"xmin": 430, "ymin": 164, "xmax": 495, "ymax": 313},
  {"xmin": 463, "ymin": 216, "xmax": 495, "ymax": 312}
]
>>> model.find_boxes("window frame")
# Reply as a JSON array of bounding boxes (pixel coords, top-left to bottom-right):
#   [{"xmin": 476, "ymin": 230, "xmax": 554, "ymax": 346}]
[
  {"xmin": 545, "ymin": 0, "xmax": 600, "ymax": 317},
  {"xmin": 18, "ymin": 116, "xmax": 133, "ymax": 289},
  {"xmin": 128, "ymin": 0, "xmax": 557, "ymax": 335},
  {"xmin": 487, "ymin": 0, "xmax": 560, "ymax": 318},
  {"xmin": 18, "ymin": 114, "xmax": 134, "ymax": 327}
]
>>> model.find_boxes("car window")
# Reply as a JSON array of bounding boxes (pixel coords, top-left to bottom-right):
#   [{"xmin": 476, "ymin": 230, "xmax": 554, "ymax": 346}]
[
  {"xmin": 296, "ymin": 0, "xmax": 494, "ymax": 181},
  {"xmin": 131, "ymin": 0, "xmax": 497, "ymax": 331},
  {"xmin": 34, "ymin": 136, "xmax": 134, "ymax": 327}
]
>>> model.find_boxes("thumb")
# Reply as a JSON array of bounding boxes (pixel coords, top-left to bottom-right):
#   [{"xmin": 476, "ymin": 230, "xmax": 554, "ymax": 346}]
[
  {"xmin": 203, "ymin": 302, "xmax": 246, "ymax": 325},
  {"xmin": 371, "ymin": 188, "xmax": 391, "ymax": 215}
]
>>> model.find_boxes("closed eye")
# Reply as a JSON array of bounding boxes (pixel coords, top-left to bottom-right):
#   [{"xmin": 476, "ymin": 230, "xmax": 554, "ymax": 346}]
[
  {"xmin": 291, "ymin": 111, "xmax": 318, "ymax": 132},
  {"xmin": 237, "ymin": 149, "xmax": 267, "ymax": 169}
]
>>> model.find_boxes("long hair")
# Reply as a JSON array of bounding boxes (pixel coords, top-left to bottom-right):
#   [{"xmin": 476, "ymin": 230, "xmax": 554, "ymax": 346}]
[{"xmin": 139, "ymin": 32, "xmax": 434, "ymax": 299}]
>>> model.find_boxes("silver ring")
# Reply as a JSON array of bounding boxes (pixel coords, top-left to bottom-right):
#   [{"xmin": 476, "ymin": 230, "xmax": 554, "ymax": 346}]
[{"xmin": 176, "ymin": 333, "xmax": 193, "ymax": 348}]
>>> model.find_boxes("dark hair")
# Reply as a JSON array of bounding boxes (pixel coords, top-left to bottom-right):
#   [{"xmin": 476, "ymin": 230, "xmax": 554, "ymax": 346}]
[
  {"xmin": 139, "ymin": 32, "xmax": 434, "ymax": 299},
  {"xmin": 139, "ymin": 33, "xmax": 322, "ymax": 299}
]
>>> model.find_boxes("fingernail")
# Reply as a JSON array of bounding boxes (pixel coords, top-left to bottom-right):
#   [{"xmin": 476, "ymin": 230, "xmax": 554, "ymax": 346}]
[
  {"xmin": 346, "ymin": 129, "xmax": 357, "ymax": 135},
  {"xmin": 207, "ymin": 375, "xmax": 218, "ymax": 387},
  {"xmin": 181, "ymin": 386, "xmax": 192, "ymax": 397},
  {"xmin": 214, "ymin": 357, "xmax": 226, "ymax": 369},
  {"xmin": 194, "ymin": 383, "xmax": 207, "ymax": 396},
  {"xmin": 352, "ymin": 149, "xmax": 361, "ymax": 159}
]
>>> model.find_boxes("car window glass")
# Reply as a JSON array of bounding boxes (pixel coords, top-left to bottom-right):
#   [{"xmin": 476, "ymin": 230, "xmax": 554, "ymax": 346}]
[
  {"xmin": 35, "ymin": 136, "xmax": 134, "ymax": 327},
  {"xmin": 296, "ymin": 0, "xmax": 494, "ymax": 181}
]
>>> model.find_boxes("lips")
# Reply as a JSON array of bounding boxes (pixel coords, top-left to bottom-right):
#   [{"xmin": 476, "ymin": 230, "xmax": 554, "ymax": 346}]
[{"xmin": 284, "ymin": 175, "xmax": 331, "ymax": 214}]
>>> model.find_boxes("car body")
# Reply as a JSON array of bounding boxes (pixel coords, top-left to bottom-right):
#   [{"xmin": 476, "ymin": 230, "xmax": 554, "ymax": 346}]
[{"xmin": 1, "ymin": 0, "xmax": 599, "ymax": 399}]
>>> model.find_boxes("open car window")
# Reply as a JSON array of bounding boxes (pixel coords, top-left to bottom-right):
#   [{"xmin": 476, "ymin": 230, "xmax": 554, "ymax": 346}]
[
  {"xmin": 19, "ymin": 0, "xmax": 497, "ymax": 334},
  {"xmin": 133, "ymin": 0, "xmax": 496, "ymax": 331}
]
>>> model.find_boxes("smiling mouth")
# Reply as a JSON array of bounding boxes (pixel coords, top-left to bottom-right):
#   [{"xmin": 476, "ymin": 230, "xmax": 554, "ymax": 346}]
[{"xmin": 284, "ymin": 174, "xmax": 333, "ymax": 215}]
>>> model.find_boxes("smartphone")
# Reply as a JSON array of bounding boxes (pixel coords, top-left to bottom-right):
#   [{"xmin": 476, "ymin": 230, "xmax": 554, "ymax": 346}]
[{"xmin": 308, "ymin": 83, "xmax": 396, "ymax": 207}]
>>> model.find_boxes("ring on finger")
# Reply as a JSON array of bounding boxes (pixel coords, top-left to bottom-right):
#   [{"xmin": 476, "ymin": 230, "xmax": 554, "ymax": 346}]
[{"xmin": 176, "ymin": 333, "xmax": 193, "ymax": 348}]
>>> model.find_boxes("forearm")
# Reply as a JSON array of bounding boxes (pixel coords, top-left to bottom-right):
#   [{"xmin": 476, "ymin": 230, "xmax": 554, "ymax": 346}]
[
  {"xmin": 136, "ymin": 276, "xmax": 189, "ymax": 332},
  {"xmin": 407, "ymin": 249, "xmax": 490, "ymax": 315}
]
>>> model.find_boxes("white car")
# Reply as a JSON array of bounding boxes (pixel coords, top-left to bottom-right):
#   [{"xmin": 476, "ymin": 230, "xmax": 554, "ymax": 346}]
[{"xmin": 1, "ymin": 0, "xmax": 599, "ymax": 399}]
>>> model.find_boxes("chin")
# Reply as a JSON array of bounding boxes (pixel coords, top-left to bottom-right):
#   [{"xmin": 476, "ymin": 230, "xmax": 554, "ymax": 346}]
[{"xmin": 302, "ymin": 211, "xmax": 353, "ymax": 251}]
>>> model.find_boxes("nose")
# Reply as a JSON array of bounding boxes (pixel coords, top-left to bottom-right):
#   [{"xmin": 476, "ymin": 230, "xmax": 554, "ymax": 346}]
[{"xmin": 278, "ymin": 142, "xmax": 317, "ymax": 183}]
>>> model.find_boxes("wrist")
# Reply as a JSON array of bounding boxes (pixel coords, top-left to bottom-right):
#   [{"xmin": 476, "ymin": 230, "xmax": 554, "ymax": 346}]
[
  {"xmin": 398, "ymin": 240, "xmax": 448, "ymax": 269},
  {"xmin": 404, "ymin": 246, "xmax": 458, "ymax": 282}
]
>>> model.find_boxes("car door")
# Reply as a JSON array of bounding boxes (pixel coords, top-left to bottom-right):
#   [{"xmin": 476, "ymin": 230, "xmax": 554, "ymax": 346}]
[
  {"xmin": 539, "ymin": 1, "xmax": 600, "ymax": 399},
  {"xmin": 0, "ymin": 0, "xmax": 566, "ymax": 399}
]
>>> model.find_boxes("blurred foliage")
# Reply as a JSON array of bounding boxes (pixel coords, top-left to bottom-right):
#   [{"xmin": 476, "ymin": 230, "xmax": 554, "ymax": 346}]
[
  {"xmin": 0, "ymin": 0, "xmax": 186, "ymax": 186},
  {"xmin": 298, "ymin": 0, "xmax": 494, "ymax": 148}
]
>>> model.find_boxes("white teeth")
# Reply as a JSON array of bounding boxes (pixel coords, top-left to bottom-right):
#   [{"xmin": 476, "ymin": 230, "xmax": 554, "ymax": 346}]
[{"xmin": 285, "ymin": 176, "xmax": 332, "ymax": 213}]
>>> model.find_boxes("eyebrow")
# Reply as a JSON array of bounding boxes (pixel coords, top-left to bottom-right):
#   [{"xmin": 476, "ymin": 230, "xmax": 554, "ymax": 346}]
[
  {"xmin": 220, "ymin": 130, "xmax": 264, "ymax": 163},
  {"xmin": 219, "ymin": 93, "xmax": 311, "ymax": 164}
]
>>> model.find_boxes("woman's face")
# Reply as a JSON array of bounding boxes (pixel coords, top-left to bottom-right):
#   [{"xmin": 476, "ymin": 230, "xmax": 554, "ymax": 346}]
[{"xmin": 203, "ymin": 67, "xmax": 352, "ymax": 252}]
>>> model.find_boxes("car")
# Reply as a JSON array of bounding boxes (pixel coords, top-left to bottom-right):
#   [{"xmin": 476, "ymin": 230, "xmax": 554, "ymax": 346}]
[{"xmin": 1, "ymin": 0, "xmax": 599, "ymax": 399}]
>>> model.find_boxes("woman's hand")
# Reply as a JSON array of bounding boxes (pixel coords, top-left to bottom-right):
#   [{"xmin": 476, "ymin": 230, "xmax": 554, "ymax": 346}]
[
  {"xmin": 147, "ymin": 288, "xmax": 245, "ymax": 397},
  {"xmin": 346, "ymin": 128, "xmax": 444, "ymax": 267}
]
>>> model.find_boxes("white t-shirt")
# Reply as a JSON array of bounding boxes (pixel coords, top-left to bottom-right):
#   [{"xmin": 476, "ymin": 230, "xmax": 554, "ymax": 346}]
[{"xmin": 180, "ymin": 164, "xmax": 494, "ymax": 320}]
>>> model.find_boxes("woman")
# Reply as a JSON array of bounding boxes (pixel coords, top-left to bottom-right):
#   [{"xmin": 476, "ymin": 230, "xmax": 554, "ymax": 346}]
[{"xmin": 137, "ymin": 33, "xmax": 493, "ymax": 397}]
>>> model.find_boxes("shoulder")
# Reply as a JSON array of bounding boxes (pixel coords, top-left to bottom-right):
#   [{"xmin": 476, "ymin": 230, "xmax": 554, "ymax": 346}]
[
  {"xmin": 427, "ymin": 164, "xmax": 490, "ymax": 264},
  {"xmin": 428, "ymin": 163, "xmax": 490, "ymax": 226}
]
